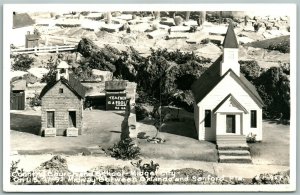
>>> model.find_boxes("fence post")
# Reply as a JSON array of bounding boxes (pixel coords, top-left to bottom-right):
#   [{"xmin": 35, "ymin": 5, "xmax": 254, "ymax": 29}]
[
  {"xmin": 56, "ymin": 45, "xmax": 59, "ymax": 53},
  {"xmin": 34, "ymin": 46, "xmax": 37, "ymax": 54},
  {"xmin": 45, "ymin": 37, "xmax": 48, "ymax": 46},
  {"xmin": 63, "ymin": 38, "xmax": 66, "ymax": 45}
]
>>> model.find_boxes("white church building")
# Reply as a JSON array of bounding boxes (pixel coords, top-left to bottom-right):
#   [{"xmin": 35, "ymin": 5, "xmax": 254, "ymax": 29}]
[{"xmin": 191, "ymin": 23, "xmax": 264, "ymax": 142}]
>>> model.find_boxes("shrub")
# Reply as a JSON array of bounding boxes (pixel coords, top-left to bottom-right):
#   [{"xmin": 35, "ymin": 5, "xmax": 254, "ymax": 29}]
[
  {"xmin": 11, "ymin": 54, "xmax": 34, "ymax": 71},
  {"xmin": 135, "ymin": 104, "xmax": 149, "ymax": 121},
  {"xmin": 201, "ymin": 38, "xmax": 210, "ymax": 44},
  {"xmin": 29, "ymin": 93, "xmax": 42, "ymax": 107},
  {"xmin": 80, "ymin": 11, "xmax": 90, "ymax": 16},
  {"xmin": 246, "ymin": 133, "xmax": 257, "ymax": 143},
  {"xmin": 108, "ymin": 138, "xmax": 141, "ymax": 160},
  {"xmin": 239, "ymin": 60, "xmax": 261, "ymax": 81}
]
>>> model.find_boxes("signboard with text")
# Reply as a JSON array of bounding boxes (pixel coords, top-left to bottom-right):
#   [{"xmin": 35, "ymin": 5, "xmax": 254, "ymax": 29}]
[{"xmin": 106, "ymin": 92, "xmax": 127, "ymax": 110}]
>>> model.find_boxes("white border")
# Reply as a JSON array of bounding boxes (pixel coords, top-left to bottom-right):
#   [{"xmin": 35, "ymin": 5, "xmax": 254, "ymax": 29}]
[{"xmin": 3, "ymin": 4, "xmax": 297, "ymax": 192}]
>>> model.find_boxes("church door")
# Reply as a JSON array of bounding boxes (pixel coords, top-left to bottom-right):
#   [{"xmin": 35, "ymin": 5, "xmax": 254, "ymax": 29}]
[{"xmin": 226, "ymin": 115, "xmax": 236, "ymax": 133}]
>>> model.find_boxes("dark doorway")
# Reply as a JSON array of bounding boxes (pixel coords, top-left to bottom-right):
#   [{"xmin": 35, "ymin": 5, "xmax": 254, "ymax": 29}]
[
  {"xmin": 69, "ymin": 111, "xmax": 76, "ymax": 128},
  {"xmin": 226, "ymin": 115, "xmax": 236, "ymax": 133}
]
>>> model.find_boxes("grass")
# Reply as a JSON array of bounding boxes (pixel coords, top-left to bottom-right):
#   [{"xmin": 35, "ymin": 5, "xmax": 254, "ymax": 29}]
[
  {"xmin": 137, "ymin": 119, "xmax": 218, "ymax": 162},
  {"xmin": 245, "ymin": 35, "xmax": 290, "ymax": 53},
  {"xmin": 11, "ymin": 110, "xmax": 290, "ymax": 165},
  {"xmin": 248, "ymin": 121, "xmax": 290, "ymax": 166}
]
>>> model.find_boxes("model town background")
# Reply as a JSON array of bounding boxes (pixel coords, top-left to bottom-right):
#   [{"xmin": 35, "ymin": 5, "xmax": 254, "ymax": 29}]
[{"xmin": 10, "ymin": 11, "xmax": 290, "ymax": 185}]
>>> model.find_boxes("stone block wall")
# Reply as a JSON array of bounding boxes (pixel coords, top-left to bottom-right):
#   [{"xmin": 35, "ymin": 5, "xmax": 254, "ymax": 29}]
[{"xmin": 41, "ymin": 81, "xmax": 83, "ymax": 136}]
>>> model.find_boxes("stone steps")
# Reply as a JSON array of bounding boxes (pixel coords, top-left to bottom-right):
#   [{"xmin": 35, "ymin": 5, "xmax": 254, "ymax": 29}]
[
  {"xmin": 217, "ymin": 135, "xmax": 252, "ymax": 164},
  {"xmin": 219, "ymin": 155, "xmax": 252, "ymax": 163},
  {"xmin": 218, "ymin": 150, "xmax": 250, "ymax": 156}
]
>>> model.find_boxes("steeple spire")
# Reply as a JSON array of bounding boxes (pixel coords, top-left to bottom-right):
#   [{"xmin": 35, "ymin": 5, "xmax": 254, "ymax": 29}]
[
  {"xmin": 220, "ymin": 22, "xmax": 240, "ymax": 77},
  {"xmin": 223, "ymin": 22, "xmax": 238, "ymax": 48}
]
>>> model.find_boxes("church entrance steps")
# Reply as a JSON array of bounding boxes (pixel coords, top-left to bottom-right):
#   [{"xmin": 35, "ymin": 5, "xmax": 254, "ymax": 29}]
[{"xmin": 217, "ymin": 135, "xmax": 252, "ymax": 164}]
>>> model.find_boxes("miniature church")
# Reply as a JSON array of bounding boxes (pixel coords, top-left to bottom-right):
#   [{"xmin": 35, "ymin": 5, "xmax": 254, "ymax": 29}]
[
  {"xmin": 191, "ymin": 23, "xmax": 264, "ymax": 142},
  {"xmin": 39, "ymin": 61, "xmax": 86, "ymax": 137}
]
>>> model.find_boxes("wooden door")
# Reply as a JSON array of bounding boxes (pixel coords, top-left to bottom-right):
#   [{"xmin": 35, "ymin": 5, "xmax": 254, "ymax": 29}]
[
  {"xmin": 10, "ymin": 91, "xmax": 25, "ymax": 110},
  {"xmin": 226, "ymin": 115, "xmax": 236, "ymax": 133}
]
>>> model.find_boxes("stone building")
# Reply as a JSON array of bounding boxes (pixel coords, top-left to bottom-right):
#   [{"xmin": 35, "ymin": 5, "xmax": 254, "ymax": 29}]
[{"xmin": 39, "ymin": 61, "xmax": 86, "ymax": 137}]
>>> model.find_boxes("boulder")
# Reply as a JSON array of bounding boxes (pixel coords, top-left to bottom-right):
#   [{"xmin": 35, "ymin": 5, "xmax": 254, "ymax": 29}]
[{"xmin": 147, "ymin": 30, "xmax": 168, "ymax": 39}]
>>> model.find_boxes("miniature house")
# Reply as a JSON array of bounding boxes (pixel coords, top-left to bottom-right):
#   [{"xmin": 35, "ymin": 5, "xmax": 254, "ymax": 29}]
[
  {"xmin": 25, "ymin": 31, "xmax": 40, "ymax": 48},
  {"xmin": 39, "ymin": 61, "xmax": 86, "ymax": 137},
  {"xmin": 191, "ymin": 23, "xmax": 263, "ymax": 142}
]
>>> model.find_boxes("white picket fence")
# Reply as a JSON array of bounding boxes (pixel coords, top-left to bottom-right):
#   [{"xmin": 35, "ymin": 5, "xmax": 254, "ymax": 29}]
[{"xmin": 11, "ymin": 45, "xmax": 77, "ymax": 54}]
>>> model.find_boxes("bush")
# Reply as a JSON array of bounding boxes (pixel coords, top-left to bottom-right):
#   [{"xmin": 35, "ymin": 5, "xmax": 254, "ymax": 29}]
[
  {"xmin": 11, "ymin": 54, "xmax": 34, "ymax": 71},
  {"xmin": 246, "ymin": 133, "xmax": 257, "ymax": 143},
  {"xmin": 239, "ymin": 60, "xmax": 261, "ymax": 81},
  {"xmin": 29, "ymin": 93, "xmax": 41, "ymax": 107},
  {"xmin": 135, "ymin": 104, "xmax": 149, "ymax": 121},
  {"xmin": 201, "ymin": 38, "xmax": 210, "ymax": 44},
  {"xmin": 80, "ymin": 11, "xmax": 90, "ymax": 16},
  {"xmin": 108, "ymin": 138, "xmax": 141, "ymax": 160}
]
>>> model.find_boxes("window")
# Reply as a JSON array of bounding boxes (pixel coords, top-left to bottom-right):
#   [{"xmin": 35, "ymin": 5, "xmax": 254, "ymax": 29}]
[
  {"xmin": 69, "ymin": 111, "xmax": 76, "ymax": 128},
  {"xmin": 204, "ymin": 110, "xmax": 211, "ymax": 127},
  {"xmin": 251, "ymin": 110, "xmax": 257, "ymax": 128},
  {"xmin": 47, "ymin": 111, "xmax": 55, "ymax": 128},
  {"xmin": 60, "ymin": 68, "xmax": 66, "ymax": 73},
  {"xmin": 59, "ymin": 88, "xmax": 63, "ymax": 93}
]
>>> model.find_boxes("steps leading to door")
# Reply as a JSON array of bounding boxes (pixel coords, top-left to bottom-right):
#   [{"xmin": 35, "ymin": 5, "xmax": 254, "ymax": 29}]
[{"xmin": 217, "ymin": 135, "xmax": 252, "ymax": 164}]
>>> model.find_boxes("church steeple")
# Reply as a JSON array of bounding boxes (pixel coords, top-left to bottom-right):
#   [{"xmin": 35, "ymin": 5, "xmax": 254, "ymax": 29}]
[
  {"xmin": 220, "ymin": 22, "xmax": 240, "ymax": 77},
  {"xmin": 56, "ymin": 61, "xmax": 70, "ymax": 81}
]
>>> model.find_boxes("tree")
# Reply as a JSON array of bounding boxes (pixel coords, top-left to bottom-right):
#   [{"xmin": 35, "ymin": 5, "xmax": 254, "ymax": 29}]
[
  {"xmin": 11, "ymin": 54, "xmax": 34, "ymax": 71},
  {"xmin": 255, "ymin": 66, "xmax": 290, "ymax": 120},
  {"xmin": 41, "ymin": 56, "xmax": 57, "ymax": 83}
]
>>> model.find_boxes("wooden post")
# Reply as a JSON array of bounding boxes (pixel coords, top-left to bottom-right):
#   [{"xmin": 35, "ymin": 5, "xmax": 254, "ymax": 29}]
[
  {"xmin": 56, "ymin": 45, "xmax": 59, "ymax": 53},
  {"xmin": 45, "ymin": 36, "xmax": 48, "ymax": 46},
  {"xmin": 34, "ymin": 46, "xmax": 37, "ymax": 53},
  {"xmin": 63, "ymin": 38, "xmax": 66, "ymax": 45}
]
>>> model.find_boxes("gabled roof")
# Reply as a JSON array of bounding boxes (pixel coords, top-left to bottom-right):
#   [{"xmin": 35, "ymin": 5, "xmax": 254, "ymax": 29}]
[
  {"xmin": 39, "ymin": 74, "xmax": 86, "ymax": 99},
  {"xmin": 26, "ymin": 34, "xmax": 40, "ymax": 41},
  {"xmin": 13, "ymin": 13, "xmax": 35, "ymax": 29},
  {"xmin": 191, "ymin": 56, "xmax": 264, "ymax": 107},
  {"xmin": 213, "ymin": 94, "xmax": 248, "ymax": 114},
  {"xmin": 11, "ymin": 79, "xmax": 26, "ymax": 91},
  {"xmin": 223, "ymin": 22, "xmax": 239, "ymax": 48}
]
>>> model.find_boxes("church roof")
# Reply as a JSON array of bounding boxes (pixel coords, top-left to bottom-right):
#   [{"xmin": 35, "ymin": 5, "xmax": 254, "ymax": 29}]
[
  {"xmin": 191, "ymin": 55, "xmax": 263, "ymax": 106},
  {"xmin": 39, "ymin": 74, "xmax": 86, "ymax": 99},
  {"xmin": 223, "ymin": 22, "xmax": 239, "ymax": 48}
]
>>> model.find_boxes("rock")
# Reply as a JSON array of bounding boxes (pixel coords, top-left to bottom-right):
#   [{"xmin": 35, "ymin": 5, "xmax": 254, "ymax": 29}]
[
  {"xmin": 183, "ymin": 20, "xmax": 198, "ymax": 26},
  {"xmin": 147, "ymin": 30, "xmax": 168, "ymax": 39},
  {"xmin": 130, "ymin": 22, "xmax": 150, "ymax": 32},
  {"xmin": 92, "ymin": 69, "xmax": 113, "ymax": 81},
  {"xmin": 238, "ymin": 36, "xmax": 254, "ymax": 44},
  {"xmin": 116, "ymin": 14, "xmax": 133, "ymax": 21},
  {"xmin": 167, "ymin": 32, "xmax": 188, "ymax": 40},
  {"xmin": 160, "ymin": 17, "xmax": 175, "ymax": 26},
  {"xmin": 101, "ymin": 23, "xmax": 123, "ymax": 33},
  {"xmin": 170, "ymin": 26, "xmax": 190, "ymax": 32}
]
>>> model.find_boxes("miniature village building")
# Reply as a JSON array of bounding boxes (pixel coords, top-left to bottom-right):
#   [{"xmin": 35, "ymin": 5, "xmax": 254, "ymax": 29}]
[
  {"xmin": 39, "ymin": 61, "xmax": 86, "ymax": 137},
  {"xmin": 191, "ymin": 23, "xmax": 264, "ymax": 142},
  {"xmin": 25, "ymin": 31, "xmax": 40, "ymax": 48}
]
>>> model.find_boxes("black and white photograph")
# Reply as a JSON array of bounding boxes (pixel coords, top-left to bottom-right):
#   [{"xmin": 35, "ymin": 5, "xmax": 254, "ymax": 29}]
[{"xmin": 3, "ymin": 4, "xmax": 297, "ymax": 192}]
